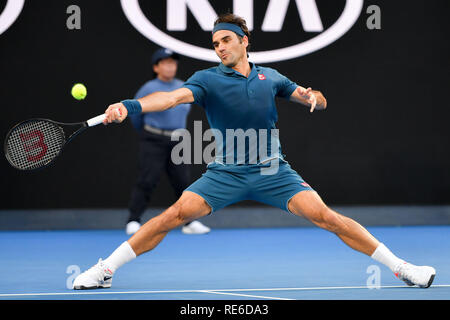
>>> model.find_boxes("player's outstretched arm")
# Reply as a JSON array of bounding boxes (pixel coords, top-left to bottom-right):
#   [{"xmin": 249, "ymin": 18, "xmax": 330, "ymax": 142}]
[
  {"xmin": 103, "ymin": 88, "xmax": 194, "ymax": 124},
  {"xmin": 290, "ymin": 86, "xmax": 327, "ymax": 113},
  {"xmin": 138, "ymin": 87, "xmax": 194, "ymax": 113}
]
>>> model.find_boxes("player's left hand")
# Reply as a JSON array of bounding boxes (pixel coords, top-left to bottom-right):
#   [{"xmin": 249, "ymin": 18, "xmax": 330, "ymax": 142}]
[{"xmin": 297, "ymin": 87, "xmax": 317, "ymax": 113}]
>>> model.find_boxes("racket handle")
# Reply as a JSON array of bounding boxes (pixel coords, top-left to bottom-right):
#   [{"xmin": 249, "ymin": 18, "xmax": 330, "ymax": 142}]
[
  {"xmin": 86, "ymin": 109, "xmax": 121, "ymax": 127},
  {"xmin": 86, "ymin": 114, "xmax": 106, "ymax": 127}
]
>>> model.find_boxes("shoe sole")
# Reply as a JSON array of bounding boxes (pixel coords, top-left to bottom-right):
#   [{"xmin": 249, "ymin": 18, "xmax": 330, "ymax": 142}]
[
  {"xmin": 421, "ymin": 273, "xmax": 435, "ymax": 288},
  {"xmin": 73, "ymin": 284, "xmax": 111, "ymax": 290},
  {"xmin": 182, "ymin": 231, "xmax": 210, "ymax": 234},
  {"xmin": 403, "ymin": 272, "xmax": 436, "ymax": 288}
]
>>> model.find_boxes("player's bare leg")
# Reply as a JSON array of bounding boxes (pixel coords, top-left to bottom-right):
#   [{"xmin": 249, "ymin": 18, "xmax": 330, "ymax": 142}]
[
  {"xmin": 128, "ymin": 191, "xmax": 211, "ymax": 256},
  {"xmin": 73, "ymin": 191, "xmax": 211, "ymax": 289},
  {"xmin": 288, "ymin": 190, "xmax": 435, "ymax": 287},
  {"xmin": 288, "ymin": 190, "xmax": 379, "ymax": 255}
]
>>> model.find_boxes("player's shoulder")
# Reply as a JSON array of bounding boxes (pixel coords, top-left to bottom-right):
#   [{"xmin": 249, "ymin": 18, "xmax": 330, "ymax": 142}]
[
  {"xmin": 256, "ymin": 65, "xmax": 281, "ymax": 76},
  {"xmin": 186, "ymin": 66, "xmax": 219, "ymax": 82},
  {"xmin": 254, "ymin": 65, "xmax": 290, "ymax": 84},
  {"xmin": 193, "ymin": 66, "xmax": 220, "ymax": 76}
]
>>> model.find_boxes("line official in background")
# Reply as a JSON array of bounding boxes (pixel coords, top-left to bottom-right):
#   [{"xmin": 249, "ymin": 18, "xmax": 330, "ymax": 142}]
[{"xmin": 126, "ymin": 48, "xmax": 211, "ymax": 235}]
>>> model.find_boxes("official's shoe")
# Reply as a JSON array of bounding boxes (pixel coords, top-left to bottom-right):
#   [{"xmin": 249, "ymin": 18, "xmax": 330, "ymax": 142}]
[
  {"xmin": 126, "ymin": 221, "xmax": 141, "ymax": 235},
  {"xmin": 73, "ymin": 259, "xmax": 114, "ymax": 290},
  {"xmin": 181, "ymin": 221, "xmax": 211, "ymax": 234}
]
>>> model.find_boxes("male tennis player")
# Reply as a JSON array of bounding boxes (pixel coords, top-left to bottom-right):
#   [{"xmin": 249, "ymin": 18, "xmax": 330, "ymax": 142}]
[{"xmin": 73, "ymin": 14, "xmax": 435, "ymax": 289}]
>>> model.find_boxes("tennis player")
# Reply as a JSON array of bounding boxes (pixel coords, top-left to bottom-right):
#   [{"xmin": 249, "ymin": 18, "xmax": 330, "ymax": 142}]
[{"xmin": 73, "ymin": 13, "xmax": 435, "ymax": 289}]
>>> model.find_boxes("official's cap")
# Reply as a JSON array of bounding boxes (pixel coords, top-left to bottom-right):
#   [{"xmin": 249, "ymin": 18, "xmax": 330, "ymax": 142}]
[{"xmin": 152, "ymin": 48, "xmax": 180, "ymax": 65}]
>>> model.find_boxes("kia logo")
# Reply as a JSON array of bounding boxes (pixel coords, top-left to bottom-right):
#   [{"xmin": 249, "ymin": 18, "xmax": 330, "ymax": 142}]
[
  {"xmin": 0, "ymin": 0, "xmax": 24, "ymax": 35},
  {"xmin": 121, "ymin": 0, "xmax": 364, "ymax": 63}
]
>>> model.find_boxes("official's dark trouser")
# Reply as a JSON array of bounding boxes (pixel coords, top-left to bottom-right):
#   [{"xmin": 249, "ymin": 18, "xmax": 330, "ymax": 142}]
[{"xmin": 128, "ymin": 130, "xmax": 190, "ymax": 223}]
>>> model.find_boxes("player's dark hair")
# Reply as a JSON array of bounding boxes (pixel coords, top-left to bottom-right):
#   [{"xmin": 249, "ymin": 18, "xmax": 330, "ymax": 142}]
[{"xmin": 214, "ymin": 13, "xmax": 251, "ymax": 55}]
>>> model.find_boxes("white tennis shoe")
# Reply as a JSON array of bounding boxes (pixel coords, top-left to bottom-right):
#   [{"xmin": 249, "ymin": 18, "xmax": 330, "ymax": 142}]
[
  {"xmin": 73, "ymin": 259, "xmax": 114, "ymax": 290},
  {"xmin": 182, "ymin": 221, "xmax": 211, "ymax": 234},
  {"xmin": 394, "ymin": 262, "xmax": 436, "ymax": 288}
]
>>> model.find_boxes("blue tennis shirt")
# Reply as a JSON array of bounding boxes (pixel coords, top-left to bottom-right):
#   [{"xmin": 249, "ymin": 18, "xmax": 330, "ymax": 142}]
[
  {"xmin": 183, "ymin": 62, "xmax": 298, "ymax": 165},
  {"xmin": 129, "ymin": 78, "xmax": 191, "ymax": 131}
]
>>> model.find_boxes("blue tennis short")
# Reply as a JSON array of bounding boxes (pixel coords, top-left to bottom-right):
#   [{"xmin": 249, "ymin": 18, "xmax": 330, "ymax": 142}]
[{"xmin": 185, "ymin": 159, "xmax": 314, "ymax": 213}]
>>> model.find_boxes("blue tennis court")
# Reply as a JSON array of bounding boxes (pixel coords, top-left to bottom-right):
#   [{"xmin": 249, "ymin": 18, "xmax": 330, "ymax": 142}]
[{"xmin": 0, "ymin": 225, "xmax": 448, "ymax": 300}]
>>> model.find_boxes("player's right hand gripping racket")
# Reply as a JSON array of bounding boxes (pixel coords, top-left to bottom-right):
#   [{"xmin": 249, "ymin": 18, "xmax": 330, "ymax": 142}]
[{"xmin": 4, "ymin": 112, "xmax": 117, "ymax": 171}]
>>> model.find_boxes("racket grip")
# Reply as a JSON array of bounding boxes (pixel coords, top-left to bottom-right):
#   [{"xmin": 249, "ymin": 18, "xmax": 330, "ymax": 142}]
[
  {"xmin": 86, "ymin": 109, "xmax": 121, "ymax": 127},
  {"xmin": 86, "ymin": 114, "xmax": 106, "ymax": 127}
]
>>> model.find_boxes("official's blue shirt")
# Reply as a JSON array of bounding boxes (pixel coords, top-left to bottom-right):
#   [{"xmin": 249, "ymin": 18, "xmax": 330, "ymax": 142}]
[
  {"xmin": 129, "ymin": 78, "xmax": 191, "ymax": 131},
  {"xmin": 183, "ymin": 62, "xmax": 298, "ymax": 165}
]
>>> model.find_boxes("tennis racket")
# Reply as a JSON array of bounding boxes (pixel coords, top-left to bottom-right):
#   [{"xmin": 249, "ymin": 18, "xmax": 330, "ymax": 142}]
[{"xmin": 4, "ymin": 111, "xmax": 119, "ymax": 171}]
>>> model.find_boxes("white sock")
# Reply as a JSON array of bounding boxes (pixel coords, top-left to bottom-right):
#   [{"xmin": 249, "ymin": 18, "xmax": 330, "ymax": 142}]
[
  {"xmin": 371, "ymin": 243, "xmax": 404, "ymax": 272},
  {"xmin": 103, "ymin": 241, "xmax": 136, "ymax": 273}
]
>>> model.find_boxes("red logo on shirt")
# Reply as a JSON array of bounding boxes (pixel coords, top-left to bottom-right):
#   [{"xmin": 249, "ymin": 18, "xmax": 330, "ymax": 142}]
[
  {"xmin": 301, "ymin": 182, "xmax": 311, "ymax": 188},
  {"xmin": 258, "ymin": 74, "xmax": 266, "ymax": 80}
]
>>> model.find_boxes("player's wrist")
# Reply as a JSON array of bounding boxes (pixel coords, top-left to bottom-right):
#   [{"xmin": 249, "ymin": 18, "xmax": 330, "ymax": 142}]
[{"xmin": 121, "ymin": 99, "xmax": 142, "ymax": 115}]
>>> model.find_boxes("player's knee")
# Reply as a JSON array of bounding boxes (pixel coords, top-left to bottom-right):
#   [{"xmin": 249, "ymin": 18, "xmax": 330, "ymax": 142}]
[
  {"xmin": 156, "ymin": 204, "xmax": 184, "ymax": 231},
  {"xmin": 164, "ymin": 202, "xmax": 192, "ymax": 227}
]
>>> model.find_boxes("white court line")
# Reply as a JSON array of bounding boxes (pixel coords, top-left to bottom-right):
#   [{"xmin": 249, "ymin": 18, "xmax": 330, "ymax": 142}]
[
  {"xmin": 199, "ymin": 290, "xmax": 294, "ymax": 300},
  {"xmin": 212, "ymin": 284, "xmax": 450, "ymax": 292},
  {"xmin": 0, "ymin": 289, "xmax": 199, "ymax": 297},
  {"xmin": 0, "ymin": 284, "xmax": 449, "ymax": 298}
]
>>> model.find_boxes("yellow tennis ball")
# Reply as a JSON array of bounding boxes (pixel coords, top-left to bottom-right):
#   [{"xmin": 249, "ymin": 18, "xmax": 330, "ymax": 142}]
[{"xmin": 71, "ymin": 83, "xmax": 87, "ymax": 100}]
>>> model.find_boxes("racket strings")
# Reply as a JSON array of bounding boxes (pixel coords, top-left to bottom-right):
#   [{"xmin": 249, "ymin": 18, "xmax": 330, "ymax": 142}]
[{"xmin": 6, "ymin": 120, "xmax": 65, "ymax": 170}]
